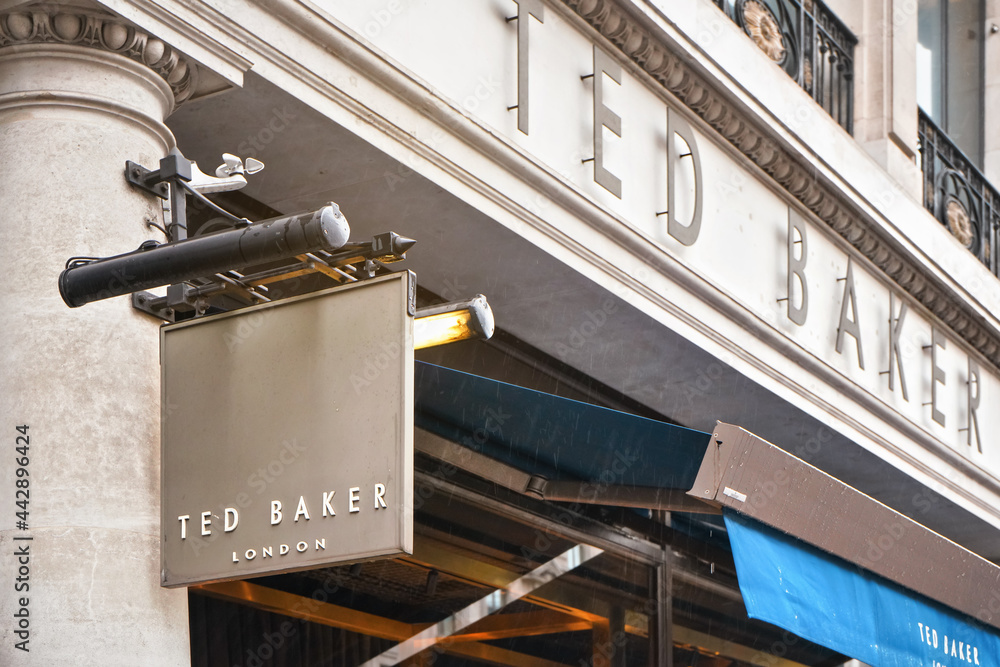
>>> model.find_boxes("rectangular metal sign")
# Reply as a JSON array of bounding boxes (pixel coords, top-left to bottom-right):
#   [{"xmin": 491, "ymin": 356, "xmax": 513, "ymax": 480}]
[{"xmin": 160, "ymin": 273, "xmax": 414, "ymax": 587}]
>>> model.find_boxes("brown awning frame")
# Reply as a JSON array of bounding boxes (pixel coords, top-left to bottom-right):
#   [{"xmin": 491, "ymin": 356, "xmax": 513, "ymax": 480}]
[{"xmin": 687, "ymin": 422, "xmax": 1000, "ymax": 632}]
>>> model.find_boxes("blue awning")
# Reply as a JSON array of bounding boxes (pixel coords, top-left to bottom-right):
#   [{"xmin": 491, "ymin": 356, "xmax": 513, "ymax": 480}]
[
  {"xmin": 726, "ymin": 510, "xmax": 1000, "ymax": 667},
  {"xmin": 413, "ymin": 361, "xmax": 710, "ymax": 491}
]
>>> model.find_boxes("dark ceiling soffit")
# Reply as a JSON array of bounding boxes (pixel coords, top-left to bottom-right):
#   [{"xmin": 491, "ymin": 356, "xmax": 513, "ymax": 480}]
[
  {"xmin": 688, "ymin": 422, "xmax": 1000, "ymax": 632},
  {"xmin": 415, "ymin": 428, "xmax": 719, "ymax": 515}
]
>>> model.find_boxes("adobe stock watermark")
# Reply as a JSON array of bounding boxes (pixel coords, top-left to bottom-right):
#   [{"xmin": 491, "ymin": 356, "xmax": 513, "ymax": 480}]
[
  {"xmin": 789, "ymin": 423, "xmax": 833, "ymax": 461},
  {"xmin": 240, "ymin": 620, "xmax": 296, "ymax": 667},
  {"xmin": 239, "ymin": 569, "xmax": 346, "ymax": 667},
  {"xmin": 873, "ymin": 466, "xmax": 964, "ymax": 570},
  {"xmin": 976, "ymin": 590, "xmax": 1000, "ymax": 632},
  {"xmin": 183, "ymin": 438, "xmax": 308, "ymax": 558},
  {"xmin": 382, "ymin": 71, "xmax": 503, "ymax": 192},
  {"xmin": 694, "ymin": 9, "xmax": 729, "ymax": 50},
  {"xmin": 554, "ymin": 298, "xmax": 619, "ymax": 359},
  {"xmin": 360, "ymin": 0, "xmax": 408, "ymax": 39},
  {"xmin": 349, "ymin": 340, "xmax": 404, "ymax": 394},
  {"xmin": 578, "ymin": 595, "xmax": 659, "ymax": 667},
  {"xmin": 875, "ymin": 0, "xmax": 918, "ymax": 40},
  {"xmin": 520, "ymin": 445, "xmax": 640, "ymax": 563},
  {"xmin": 722, "ymin": 424, "xmax": 833, "ymax": 518},
  {"xmin": 221, "ymin": 274, "xmax": 306, "ymax": 353},
  {"xmin": 856, "ymin": 519, "xmax": 907, "ymax": 569},
  {"xmin": 750, "ymin": 629, "xmax": 804, "ymax": 667},
  {"xmin": 436, "ymin": 276, "xmax": 470, "ymax": 302},
  {"xmin": 580, "ymin": 628, "xmax": 630, "ymax": 667},
  {"xmin": 664, "ymin": 361, "xmax": 726, "ymax": 424},
  {"xmin": 405, "ymin": 406, "xmax": 512, "ymax": 517},
  {"xmin": 236, "ymin": 106, "xmax": 297, "ymax": 157}
]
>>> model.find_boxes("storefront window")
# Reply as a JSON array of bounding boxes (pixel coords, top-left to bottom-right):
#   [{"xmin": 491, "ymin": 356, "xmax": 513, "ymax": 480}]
[
  {"xmin": 667, "ymin": 514, "xmax": 846, "ymax": 667},
  {"xmin": 189, "ymin": 466, "xmax": 662, "ymax": 666},
  {"xmin": 187, "ymin": 456, "xmax": 855, "ymax": 667}
]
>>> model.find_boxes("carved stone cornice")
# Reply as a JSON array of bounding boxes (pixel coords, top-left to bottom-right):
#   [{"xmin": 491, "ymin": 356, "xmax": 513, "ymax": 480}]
[
  {"xmin": 0, "ymin": 6, "xmax": 196, "ymax": 104},
  {"xmin": 559, "ymin": 0, "xmax": 1000, "ymax": 368}
]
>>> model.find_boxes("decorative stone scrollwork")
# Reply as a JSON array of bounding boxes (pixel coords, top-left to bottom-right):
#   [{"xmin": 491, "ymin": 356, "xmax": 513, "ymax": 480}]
[
  {"xmin": 946, "ymin": 200, "xmax": 974, "ymax": 249},
  {"xmin": 740, "ymin": 0, "xmax": 786, "ymax": 64},
  {"xmin": 560, "ymin": 0, "xmax": 1000, "ymax": 367},
  {"xmin": 0, "ymin": 8, "xmax": 196, "ymax": 104},
  {"xmin": 932, "ymin": 169, "xmax": 982, "ymax": 256}
]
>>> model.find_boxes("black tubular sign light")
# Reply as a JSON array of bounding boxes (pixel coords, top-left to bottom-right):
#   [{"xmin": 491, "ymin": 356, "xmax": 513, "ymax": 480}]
[
  {"xmin": 57, "ymin": 147, "xmax": 495, "ymax": 354},
  {"xmin": 58, "ymin": 204, "xmax": 351, "ymax": 308}
]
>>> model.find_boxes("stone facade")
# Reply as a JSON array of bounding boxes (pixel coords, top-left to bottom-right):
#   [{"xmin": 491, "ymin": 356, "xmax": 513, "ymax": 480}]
[{"xmin": 2, "ymin": 0, "xmax": 999, "ymax": 663}]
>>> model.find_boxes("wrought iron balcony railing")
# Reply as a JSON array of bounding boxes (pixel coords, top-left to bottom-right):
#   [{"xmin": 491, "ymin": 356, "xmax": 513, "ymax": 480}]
[
  {"xmin": 714, "ymin": 0, "xmax": 856, "ymax": 133},
  {"xmin": 918, "ymin": 109, "xmax": 1000, "ymax": 275}
]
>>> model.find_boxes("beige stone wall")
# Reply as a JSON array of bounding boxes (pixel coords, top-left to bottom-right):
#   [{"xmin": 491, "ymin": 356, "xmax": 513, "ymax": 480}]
[
  {"xmin": 831, "ymin": 0, "xmax": 923, "ymax": 201},
  {"xmin": 0, "ymin": 16, "xmax": 190, "ymax": 665}
]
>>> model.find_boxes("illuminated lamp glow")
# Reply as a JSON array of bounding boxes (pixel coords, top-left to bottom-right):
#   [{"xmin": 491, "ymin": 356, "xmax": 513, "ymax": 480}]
[{"xmin": 413, "ymin": 294, "xmax": 494, "ymax": 350}]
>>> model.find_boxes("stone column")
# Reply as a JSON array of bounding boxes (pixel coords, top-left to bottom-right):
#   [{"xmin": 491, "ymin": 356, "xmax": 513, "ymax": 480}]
[{"xmin": 0, "ymin": 8, "xmax": 194, "ymax": 665}]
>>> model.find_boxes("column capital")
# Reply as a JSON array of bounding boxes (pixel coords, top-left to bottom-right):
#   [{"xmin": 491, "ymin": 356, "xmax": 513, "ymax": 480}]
[{"xmin": 0, "ymin": 5, "xmax": 196, "ymax": 105}]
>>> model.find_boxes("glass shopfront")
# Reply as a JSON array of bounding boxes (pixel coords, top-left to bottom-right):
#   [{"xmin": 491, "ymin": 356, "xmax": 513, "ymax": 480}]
[{"xmin": 189, "ymin": 446, "xmax": 842, "ymax": 667}]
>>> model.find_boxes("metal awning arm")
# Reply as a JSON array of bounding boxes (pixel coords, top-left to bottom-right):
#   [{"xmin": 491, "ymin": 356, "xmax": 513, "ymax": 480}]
[
  {"xmin": 415, "ymin": 429, "xmax": 719, "ymax": 514},
  {"xmin": 526, "ymin": 477, "xmax": 720, "ymax": 514}
]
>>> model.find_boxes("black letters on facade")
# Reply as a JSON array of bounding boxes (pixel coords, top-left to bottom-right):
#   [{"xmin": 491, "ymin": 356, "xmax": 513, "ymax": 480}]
[
  {"xmin": 510, "ymin": 0, "xmax": 544, "ymax": 135},
  {"xmin": 667, "ymin": 108, "xmax": 703, "ymax": 246},
  {"xmin": 836, "ymin": 257, "xmax": 864, "ymax": 370},
  {"xmin": 968, "ymin": 358, "xmax": 982, "ymax": 452},
  {"xmin": 588, "ymin": 45, "xmax": 622, "ymax": 198},
  {"xmin": 930, "ymin": 328, "xmax": 946, "ymax": 427},
  {"xmin": 888, "ymin": 293, "xmax": 909, "ymax": 401},
  {"xmin": 786, "ymin": 210, "xmax": 808, "ymax": 324}
]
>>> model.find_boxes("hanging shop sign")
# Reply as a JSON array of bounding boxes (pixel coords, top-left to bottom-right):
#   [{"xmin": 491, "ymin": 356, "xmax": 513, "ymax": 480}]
[{"xmin": 160, "ymin": 273, "xmax": 414, "ymax": 587}]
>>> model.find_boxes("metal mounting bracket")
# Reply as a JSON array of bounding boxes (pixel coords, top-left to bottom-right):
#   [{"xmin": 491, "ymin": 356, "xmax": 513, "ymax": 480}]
[
  {"xmin": 132, "ymin": 291, "xmax": 176, "ymax": 322},
  {"xmin": 132, "ymin": 283, "xmax": 208, "ymax": 322},
  {"xmin": 125, "ymin": 161, "xmax": 170, "ymax": 199}
]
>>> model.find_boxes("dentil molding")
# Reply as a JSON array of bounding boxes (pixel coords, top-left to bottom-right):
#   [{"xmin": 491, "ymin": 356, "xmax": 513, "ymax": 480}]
[
  {"xmin": 0, "ymin": 5, "xmax": 196, "ymax": 104},
  {"xmin": 560, "ymin": 0, "xmax": 1000, "ymax": 369}
]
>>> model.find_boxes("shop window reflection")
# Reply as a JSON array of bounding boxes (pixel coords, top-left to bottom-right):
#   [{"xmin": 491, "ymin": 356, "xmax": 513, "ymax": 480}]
[
  {"xmin": 917, "ymin": 0, "xmax": 985, "ymax": 165},
  {"xmin": 187, "ymin": 465, "xmax": 850, "ymax": 667},
  {"xmin": 189, "ymin": 483, "xmax": 659, "ymax": 666}
]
